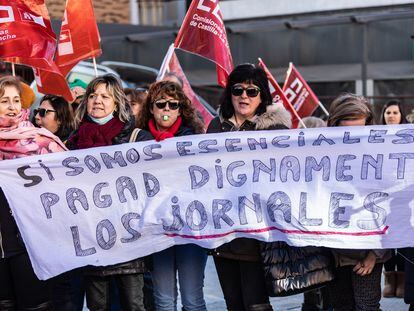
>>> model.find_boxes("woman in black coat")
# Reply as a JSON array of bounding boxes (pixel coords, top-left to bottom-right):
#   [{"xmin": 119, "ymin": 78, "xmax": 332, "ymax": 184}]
[
  {"xmin": 67, "ymin": 74, "xmax": 151, "ymax": 311},
  {"xmin": 207, "ymin": 64, "xmax": 293, "ymax": 311}
]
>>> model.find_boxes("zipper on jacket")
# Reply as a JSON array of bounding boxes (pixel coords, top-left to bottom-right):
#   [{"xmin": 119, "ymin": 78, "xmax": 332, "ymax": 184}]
[{"xmin": 0, "ymin": 225, "xmax": 4, "ymax": 258}]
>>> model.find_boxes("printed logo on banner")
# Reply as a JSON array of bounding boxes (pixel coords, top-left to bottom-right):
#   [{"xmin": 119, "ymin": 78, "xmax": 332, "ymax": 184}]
[
  {"xmin": 284, "ymin": 78, "xmax": 309, "ymax": 110},
  {"xmin": 18, "ymin": 8, "xmax": 46, "ymax": 28},
  {"xmin": 0, "ymin": 6, "xmax": 15, "ymax": 24}
]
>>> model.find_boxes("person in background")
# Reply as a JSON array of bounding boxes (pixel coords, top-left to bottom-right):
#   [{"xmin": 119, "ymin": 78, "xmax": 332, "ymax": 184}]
[
  {"xmin": 69, "ymin": 79, "xmax": 88, "ymax": 111},
  {"xmin": 380, "ymin": 99, "xmax": 407, "ymax": 125},
  {"xmin": 34, "ymin": 95, "xmax": 75, "ymax": 143},
  {"xmin": 135, "ymin": 80, "xmax": 207, "ymax": 311},
  {"xmin": 67, "ymin": 74, "xmax": 148, "ymax": 311},
  {"xmin": 124, "ymin": 86, "xmax": 154, "ymax": 310},
  {"xmin": 326, "ymin": 93, "xmax": 390, "ymax": 311},
  {"xmin": 379, "ymin": 98, "xmax": 407, "ymax": 298},
  {"xmin": 207, "ymin": 64, "xmax": 291, "ymax": 311},
  {"xmin": 124, "ymin": 88, "xmax": 147, "ymax": 122},
  {"xmin": 299, "ymin": 116, "xmax": 326, "ymax": 129},
  {"xmin": 0, "ymin": 76, "xmax": 66, "ymax": 310}
]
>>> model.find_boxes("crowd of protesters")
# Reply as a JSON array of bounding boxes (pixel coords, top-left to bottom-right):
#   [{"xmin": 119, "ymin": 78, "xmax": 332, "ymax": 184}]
[{"xmin": 0, "ymin": 63, "xmax": 413, "ymax": 311}]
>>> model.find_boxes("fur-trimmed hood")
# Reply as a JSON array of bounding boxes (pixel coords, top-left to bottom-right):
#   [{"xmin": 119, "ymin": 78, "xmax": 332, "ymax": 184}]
[
  {"xmin": 217, "ymin": 103, "xmax": 292, "ymax": 130},
  {"xmin": 252, "ymin": 104, "xmax": 292, "ymax": 130}
]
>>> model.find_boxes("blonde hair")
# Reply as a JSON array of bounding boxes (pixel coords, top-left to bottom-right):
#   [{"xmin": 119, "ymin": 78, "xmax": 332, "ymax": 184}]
[{"xmin": 74, "ymin": 74, "xmax": 130, "ymax": 127}]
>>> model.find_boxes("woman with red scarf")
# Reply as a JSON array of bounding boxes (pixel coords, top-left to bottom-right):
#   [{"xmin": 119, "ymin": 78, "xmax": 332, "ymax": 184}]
[
  {"xmin": 0, "ymin": 76, "xmax": 66, "ymax": 310},
  {"xmin": 135, "ymin": 80, "xmax": 206, "ymax": 311},
  {"xmin": 67, "ymin": 74, "xmax": 152, "ymax": 311}
]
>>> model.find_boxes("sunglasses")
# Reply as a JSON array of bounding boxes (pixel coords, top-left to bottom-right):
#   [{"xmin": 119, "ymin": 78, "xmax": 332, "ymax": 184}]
[
  {"xmin": 154, "ymin": 100, "xmax": 180, "ymax": 110},
  {"xmin": 231, "ymin": 85, "xmax": 261, "ymax": 98},
  {"xmin": 34, "ymin": 108, "xmax": 56, "ymax": 117}
]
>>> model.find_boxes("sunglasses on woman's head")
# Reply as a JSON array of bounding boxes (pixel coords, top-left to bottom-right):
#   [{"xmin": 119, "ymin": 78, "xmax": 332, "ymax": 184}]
[
  {"xmin": 154, "ymin": 100, "xmax": 180, "ymax": 110},
  {"xmin": 34, "ymin": 108, "xmax": 56, "ymax": 117},
  {"xmin": 231, "ymin": 85, "xmax": 261, "ymax": 98}
]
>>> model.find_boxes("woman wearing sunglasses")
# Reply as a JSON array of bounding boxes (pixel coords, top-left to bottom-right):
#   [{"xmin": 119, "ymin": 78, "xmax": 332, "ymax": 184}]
[
  {"xmin": 135, "ymin": 80, "xmax": 206, "ymax": 311},
  {"xmin": 0, "ymin": 76, "xmax": 67, "ymax": 310},
  {"xmin": 34, "ymin": 95, "xmax": 75, "ymax": 143},
  {"xmin": 67, "ymin": 74, "xmax": 151, "ymax": 311},
  {"xmin": 207, "ymin": 64, "xmax": 291, "ymax": 311}
]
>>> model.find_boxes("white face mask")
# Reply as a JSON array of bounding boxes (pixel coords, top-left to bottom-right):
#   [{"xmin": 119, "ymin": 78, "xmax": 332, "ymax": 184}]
[{"xmin": 89, "ymin": 113, "xmax": 114, "ymax": 125}]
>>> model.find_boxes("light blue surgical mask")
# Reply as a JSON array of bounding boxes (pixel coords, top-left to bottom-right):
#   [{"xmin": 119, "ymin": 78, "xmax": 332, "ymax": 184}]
[{"xmin": 89, "ymin": 113, "xmax": 114, "ymax": 125}]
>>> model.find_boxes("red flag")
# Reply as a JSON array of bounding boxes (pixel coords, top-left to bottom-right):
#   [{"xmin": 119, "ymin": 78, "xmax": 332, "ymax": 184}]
[
  {"xmin": 282, "ymin": 63, "xmax": 321, "ymax": 120},
  {"xmin": 0, "ymin": 0, "xmax": 56, "ymax": 70},
  {"xmin": 258, "ymin": 58, "xmax": 302, "ymax": 128},
  {"xmin": 33, "ymin": 0, "xmax": 101, "ymax": 103},
  {"xmin": 33, "ymin": 66, "xmax": 74, "ymax": 102},
  {"xmin": 157, "ymin": 44, "xmax": 213, "ymax": 126},
  {"xmin": 174, "ymin": 0, "xmax": 233, "ymax": 88},
  {"xmin": 55, "ymin": 0, "xmax": 101, "ymax": 76}
]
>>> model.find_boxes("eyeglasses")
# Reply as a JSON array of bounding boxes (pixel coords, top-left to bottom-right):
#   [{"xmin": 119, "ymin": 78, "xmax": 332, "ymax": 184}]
[
  {"xmin": 231, "ymin": 85, "xmax": 261, "ymax": 98},
  {"xmin": 34, "ymin": 108, "xmax": 56, "ymax": 118},
  {"xmin": 154, "ymin": 100, "xmax": 180, "ymax": 110}
]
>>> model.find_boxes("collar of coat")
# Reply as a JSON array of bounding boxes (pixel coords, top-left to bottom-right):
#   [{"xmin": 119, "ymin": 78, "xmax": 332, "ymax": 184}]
[{"xmin": 218, "ymin": 104, "xmax": 292, "ymax": 131}]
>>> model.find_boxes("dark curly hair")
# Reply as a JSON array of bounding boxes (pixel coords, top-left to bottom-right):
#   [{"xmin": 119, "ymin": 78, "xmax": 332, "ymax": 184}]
[
  {"xmin": 136, "ymin": 81, "xmax": 204, "ymax": 134},
  {"xmin": 220, "ymin": 63, "xmax": 272, "ymax": 120}
]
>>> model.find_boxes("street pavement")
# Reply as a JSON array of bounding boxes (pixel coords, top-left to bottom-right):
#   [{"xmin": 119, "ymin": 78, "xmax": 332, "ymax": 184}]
[{"xmin": 202, "ymin": 257, "xmax": 409, "ymax": 310}]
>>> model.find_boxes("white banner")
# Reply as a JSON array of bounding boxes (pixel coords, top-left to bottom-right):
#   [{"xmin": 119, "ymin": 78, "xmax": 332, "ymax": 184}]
[{"xmin": 1, "ymin": 125, "xmax": 414, "ymax": 280}]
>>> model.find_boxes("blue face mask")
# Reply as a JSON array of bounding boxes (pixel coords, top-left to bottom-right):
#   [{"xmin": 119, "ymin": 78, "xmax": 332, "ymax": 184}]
[{"xmin": 89, "ymin": 113, "xmax": 114, "ymax": 125}]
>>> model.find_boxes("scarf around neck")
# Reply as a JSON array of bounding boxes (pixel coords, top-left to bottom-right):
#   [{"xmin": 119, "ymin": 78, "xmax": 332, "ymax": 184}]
[
  {"xmin": 0, "ymin": 109, "xmax": 67, "ymax": 160},
  {"xmin": 148, "ymin": 116, "xmax": 182, "ymax": 141},
  {"xmin": 70, "ymin": 116, "xmax": 124, "ymax": 149}
]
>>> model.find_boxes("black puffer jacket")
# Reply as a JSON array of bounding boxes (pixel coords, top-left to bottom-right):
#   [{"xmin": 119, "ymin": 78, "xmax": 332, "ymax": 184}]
[
  {"xmin": 260, "ymin": 241, "xmax": 335, "ymax": 296},
  {"xmin": 207, "ymin": 104, "xmax": 291, "ymax": 262}
]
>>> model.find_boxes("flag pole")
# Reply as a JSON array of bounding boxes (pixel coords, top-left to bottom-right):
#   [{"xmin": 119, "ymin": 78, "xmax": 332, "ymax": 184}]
[
  {"xmin": 11, "ymin": 63, "xmax": 15, "ymax": 77},
  {"xmin": 258, "ymin": 58, "xmax": 306, "ymax": 128},
  {"xmin": 92, "ymin": 57, "xmax": 98, "ymax": 77},
  {"xmin": 318, "ymin": 101, "xmax": 330, "ymax": 117}
]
